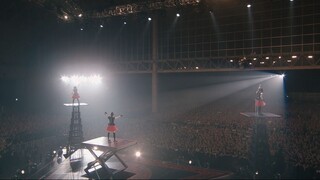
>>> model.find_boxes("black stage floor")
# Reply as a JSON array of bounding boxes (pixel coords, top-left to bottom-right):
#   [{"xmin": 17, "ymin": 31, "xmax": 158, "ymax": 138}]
[{"xmin": 37, "ymin": 137, "xmax": 231, "ymax": 179}]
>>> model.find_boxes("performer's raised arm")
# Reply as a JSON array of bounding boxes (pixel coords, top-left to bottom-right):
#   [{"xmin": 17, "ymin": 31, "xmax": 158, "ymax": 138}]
[
  {"xmin": 115, "ymin": 115, "xmax": 123, "ymax": 119},
  {"xmin": 104, "ymin": 112, "xmax": 122, "ymax": 142}
]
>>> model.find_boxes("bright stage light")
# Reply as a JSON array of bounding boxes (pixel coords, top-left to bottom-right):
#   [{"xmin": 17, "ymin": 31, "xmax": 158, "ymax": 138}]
[
  {"xmin": 278, "ymin": 74, "xmax": 285, "ymax": 78},
  {"xmin": 93, "ymin": 146, "xmax": 98, "ymax": 150},
  {"xmin": 78, "ymin": 13, "xmax": 83, "ymax": 18},
  {"xmin": 60, "ymin": 74, "xmax": 102, "ymax": 86},
  {"xmin": 176, "ymin": 13, "xmax": 180, "ymax": 17},
  {"xmin": 135, "ymin": 151, "xmax": 141, "ymax": 157},
  {"xmin": 21, "ymin": 170, "xmax": 25, "ymax": 175},
  {"xmin": 247, "ymin": 4, "xmax": 251, "ymax": 8},
  {"xmin": 148, "ymin": 17, "xmax": 152, "ymax": 21},
  {"xmin": 189, "ymin": 160, "xmax": 192, "ymax": 164}
]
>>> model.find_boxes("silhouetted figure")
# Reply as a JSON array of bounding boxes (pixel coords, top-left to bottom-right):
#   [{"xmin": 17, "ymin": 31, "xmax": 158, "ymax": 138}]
[
  {"xmin": 105, "ymin": 112, "xmax": 123, "ymax": 142},
  {"xmin": 255, "ymin": 84, "xmax": 266, "ymax": 115},
  {"xmin": 72, "ymin": 86, "xmax": 80, "ymax": 100}
]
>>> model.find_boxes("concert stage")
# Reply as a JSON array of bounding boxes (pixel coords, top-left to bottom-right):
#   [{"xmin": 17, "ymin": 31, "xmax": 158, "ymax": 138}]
[
  {"xmin": 240, "ymin": 112, "xmax": 281, "ymax": 118},
  {"xmin": 40, "ymin": 136, "xmax": 231, "ymax": 179}
]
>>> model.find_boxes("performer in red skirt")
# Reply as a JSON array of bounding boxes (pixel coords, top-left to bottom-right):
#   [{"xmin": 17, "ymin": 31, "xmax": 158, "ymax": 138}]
[
  {"xmin": 255, "ymin": 84, "xmax": 266, "ymax": 115},
  {"xmin": 72, "ymin": 86, "xmax": 80, "ymax": 99},
  {"xmin": 105, "ymin": 112, "xmax": 123, "ymax": 142}
]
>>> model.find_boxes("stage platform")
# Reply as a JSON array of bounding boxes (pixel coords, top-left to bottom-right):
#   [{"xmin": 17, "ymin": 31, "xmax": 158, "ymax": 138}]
[
  {"xmin": 240, "ymin": 112, "xmax": 281, "ymax": 118},
  {"xmin": 82, "ymin": 137, "xmax": 137, "ymax": 151}
]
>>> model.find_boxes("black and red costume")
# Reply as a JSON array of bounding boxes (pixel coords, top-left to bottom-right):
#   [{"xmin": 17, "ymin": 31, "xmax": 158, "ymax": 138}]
[
  {"xmin": 255, "ymin": 84, "xmax": 266, "ymax": 115},
  {"xmin": 72, "ymin": 86, "xmax": 80, "ymax": 99},
  {"xmin": 105, "ymin": 112, "xmax": 123, "ymax": 141}
]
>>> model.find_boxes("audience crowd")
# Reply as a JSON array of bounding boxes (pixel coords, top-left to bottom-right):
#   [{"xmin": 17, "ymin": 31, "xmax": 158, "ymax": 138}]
[{"xmin": 0, "ymin": 97, "xmax": 319, "ymax": 178}]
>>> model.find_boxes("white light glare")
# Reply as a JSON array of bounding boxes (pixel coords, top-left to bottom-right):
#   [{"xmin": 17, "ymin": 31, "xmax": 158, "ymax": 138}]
[
  {"xmin": 93, "ymin": 146, "xmax": 98, "ymax": 150},
  {"xmin": 78, "ymin": 14, "xmax": 82, "ymax": 17},
  {"xmin": 135, "ymin": 151, "xmax": 141, "ymax": 157},
  {"xmin": 176, "ymin": 13, "xmax": 180, "ymax": 17},
  {"xmin": 189, "ymin": 160, "xmax": 192, "ymax": 164},
  {"xmin": 148, "ymin": 17, "xmax": 152, "ymax": 21},
  {"xmin": 278, "ymin": 74, "xmax": 285, "ymax": 78},
  {"xmin": 247, "ymin": 4, "xmax": 251, "ymax": 8},
  {"xmin": 21, "ymin": 170, "xmax": 25, "ymax": 175},
  {"xmin": 292, "ymin": 55, "xmax": 297, "ymax": 58},
  {"xmin": 60, "ymin": 74, "xmax": 102, "ymax": 85},
  {"xmin": 308, "ymin": 55, "xmax": 313, "ymax": 59},
  {"xmin": 15, "ymin": 98, "xmax": 18, "ymax": 101},
  {"xmin": 124, "ymin": 21, "xmax": 127, "ymax": 25},
  {"xmin": 100, "ymin": 24, "xmax": 103, "ymax": 28},
  {"xmin": 64, "ymin": 15, "xmax": 68, "ymax": 20}
]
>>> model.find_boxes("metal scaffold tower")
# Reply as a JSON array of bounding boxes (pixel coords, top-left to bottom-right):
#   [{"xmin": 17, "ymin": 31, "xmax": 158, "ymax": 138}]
[{"xmin": 64, "ymin": 86, "xmax": 87, "ymax": 159}]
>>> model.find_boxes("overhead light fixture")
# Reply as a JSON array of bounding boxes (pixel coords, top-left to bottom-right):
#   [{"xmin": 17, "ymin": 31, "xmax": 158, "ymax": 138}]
[
  {"xmin": 308, "ymin": 55, "xmax": 313, "ymax": 59},
  {"xmin": 148, "ymin": 17, "xmax": 152, "ymax": 21},
  {"xmin": 78, "ymin": 13, "xmax": 82, "ymax": 17},
  {"xmin": 247, "ymin": 4, "xmax": 251, "ymax": 8},
  {"xmin": 176, "ymin": 13, "xmax": 180, "ymax": 17},
  {"xmin": 64, "ymin": 15, "xmax": 68, "ymax": 20}
]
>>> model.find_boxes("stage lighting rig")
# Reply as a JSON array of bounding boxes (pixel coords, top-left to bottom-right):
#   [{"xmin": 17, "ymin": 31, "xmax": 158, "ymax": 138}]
[
  {"xmin": 91, "ymin": 0, "xmax": 201, "ymax": 18},
  {"xmin": 30, "ymin": 0, "xmax": 83, "ymax": 21},
  {"xmin": 60, "ymin": 74, "xmax": 102, "ymax": 86},
  {"xmin": 30, "ymin": 0, "xmax": 201, "ymax": 21}
]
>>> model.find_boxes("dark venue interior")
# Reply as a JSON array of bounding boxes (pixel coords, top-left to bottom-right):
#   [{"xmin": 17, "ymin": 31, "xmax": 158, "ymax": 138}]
[{"xmin": 0, "ymin": 0, "xmax": 320, "ymax": 179}]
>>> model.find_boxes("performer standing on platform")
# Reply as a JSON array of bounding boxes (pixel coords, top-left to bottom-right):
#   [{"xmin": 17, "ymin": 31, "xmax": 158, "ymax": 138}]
[
  {"xmin": 105, "ymin": 112, "xmax": 123, "ymax": 142},
  {"xmin": 255, "ymin": 84, "xmax": 266, "ymax": 115},
  {"xmin": 72, "ymin": 86, "xmax": 80, "ymax": 103}
]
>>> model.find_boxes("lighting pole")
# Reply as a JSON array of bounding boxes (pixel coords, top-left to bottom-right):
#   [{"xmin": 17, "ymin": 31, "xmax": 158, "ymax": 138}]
[{"xmin": 152, "ymin": 13, "xmax": 158, "ymax": 113}]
